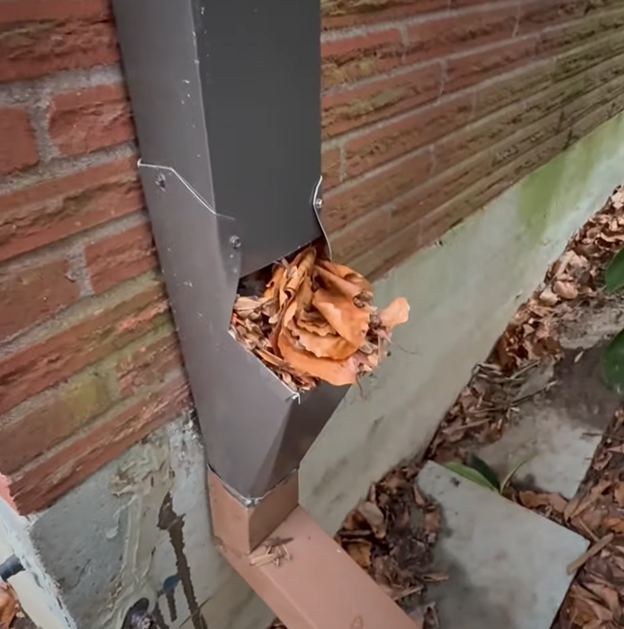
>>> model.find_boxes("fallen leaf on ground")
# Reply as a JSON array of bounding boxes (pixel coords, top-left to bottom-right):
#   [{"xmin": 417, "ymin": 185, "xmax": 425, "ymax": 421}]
[
  {"xmin": 357, "ymin": 501, "xmax": 387, "ymax": 539},
  {"xmin": 344, "ymin": 541, "xmax": 372, "ymax": 569}
]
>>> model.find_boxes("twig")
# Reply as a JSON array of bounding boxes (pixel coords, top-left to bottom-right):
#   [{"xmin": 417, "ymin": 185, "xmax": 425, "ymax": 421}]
[{"xmin": 567, "ymin": 533, "xmax": 614, "ymax": 575}]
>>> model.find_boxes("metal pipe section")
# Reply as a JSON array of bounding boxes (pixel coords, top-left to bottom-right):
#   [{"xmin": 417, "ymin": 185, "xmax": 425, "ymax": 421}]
[{"xmin": 112, "ymin": 0, "xmax": 347, "ymax": 499}]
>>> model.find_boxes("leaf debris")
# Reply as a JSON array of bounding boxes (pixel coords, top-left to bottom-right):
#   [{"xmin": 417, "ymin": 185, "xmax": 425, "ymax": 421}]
[{"xmin": 231, "ymin": 246, "xmax": 409, "ymax": 390}]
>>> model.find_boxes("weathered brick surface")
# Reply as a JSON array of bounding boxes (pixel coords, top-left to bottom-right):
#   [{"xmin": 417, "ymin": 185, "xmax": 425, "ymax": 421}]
[
  {"xmin": 322, "ymin": 30, "xmax": 404, "ymax": 90},
  {"xmin": 0, "ymin": 283, "xmax": 169, "ymax": 416},
  {"xmin": 445, "ymin": 37, "xmax": 539, "ymax": 93},
  {"xmin": 345, "ymin": 93, "xmax": 474, "ymax": 177},
  {"xmin": 49, "ymin": 84, "xmax": 134, "ymax": 156},
  {"xmin": 324, "ymin": 150, "xmax": 432, "ymax": 231},
  {"xmin": 85, "ymin": 220, "xmax": 157, "ymax": 293},
  {"xmin": 0, "ymin": 370, "xmax": 113, "ymax": 475},
  {"xmin": 322, "ymin": 64, "xmax": 441, "ymax": 139},
  {"xmin": 0, "ymin": 108, "xmax": 38, "ymax": 175},
  {"xmin": 0, "ymin": 259, "xmax": 79, "ymax": 343},
  {"xmin": 321, "ymin": 0, "xmax": 447, "ymax": 29},
  {"xmin": 116, "ymin": 330, "xmax": 183, "ymax": 397},
  {"xmin": 1, "ymin": 0, "xmax": 624, "ymax": 515},
  {"xmin": 0, "ymin": 158, "xmax": 143, "ymax": 262},
  {"xmin": 0, "ymin": 18, "xmax": 119, "ymax": 83},
  {"xmin": 3, "ymin": 377, "xmax": 190, "ymax": 513},
  {"xmin": 406, "ymin": 7, "xmax": 518, "ymax": 63}
]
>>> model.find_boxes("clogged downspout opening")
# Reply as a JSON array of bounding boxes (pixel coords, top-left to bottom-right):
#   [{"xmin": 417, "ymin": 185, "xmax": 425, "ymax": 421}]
[{"xmin": 111, "ymin": 1, "xmax": 420, "ymax": 626}]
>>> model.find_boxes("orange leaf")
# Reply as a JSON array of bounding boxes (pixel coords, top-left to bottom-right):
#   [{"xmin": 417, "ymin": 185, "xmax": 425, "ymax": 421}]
[
  {"xmin": 312, "ymin": 288, "xmax": 369, "ymax": 348},
  {"xmin": 277, "ymin": 329, "xmax": 357, "ymax": 386},
  {"xmin": 315, "ymin": 265, "xmax": 371, "ymax": 301},
  {"xmin": 0, "ymin": 584, "xmax": 18, "ymax": 629},
  {"xmin": 316, "ymin": 259, "xmax": 372, "ymax": 293},
  {"xmin": 290, "ymin": 326, "xmax": 357, "ymax": 360},
  {"xmin": 264, "ymin": 265, "xmax": 286, "ymax": 300},
  {"xmin": 378, "ymin": 297, "xmax": 410, "ymax": 330}
]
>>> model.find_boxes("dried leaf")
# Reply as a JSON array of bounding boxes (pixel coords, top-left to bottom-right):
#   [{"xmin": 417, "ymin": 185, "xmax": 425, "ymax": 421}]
[
  {"xmin": 538, "ymin": 286, "xmax": 559, "ymax": 306},
  {"xmin": 312, "ymin": 288, "xmax": 370, "ymax": 348},
  {"xmin": 277, "ymin": 330, "xmax": 357, "ymax": 386},
  {"xmin": 585, "ymin": 581, "xmax": 621, "ymax": 617},
  {"xmin": 344, "ymin": 541, "xmax": 372, "ymax": 569},
  {"xmin": 290, "ymin": 326, "xmax": 357, "ymax": 360},
  {"xmin": 0, "ymin": 585, "xmax": 17, "ymax": 629},
  {"xmin": 378, "ymin": 298, "xmax": 410, "ymax": 330},
  {"xmin": 357, "ymin": 501, "xmax": 387, "ymax": 539}
]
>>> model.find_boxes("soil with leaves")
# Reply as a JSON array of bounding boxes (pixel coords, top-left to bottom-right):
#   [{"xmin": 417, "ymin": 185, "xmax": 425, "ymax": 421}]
[
  {"xmin": 426, "ymin": 187, "xmax": 624, "ymax": 629},
  {"xmin": 270, "ymin": 188, "xmax": 624, "ymax": 629}
]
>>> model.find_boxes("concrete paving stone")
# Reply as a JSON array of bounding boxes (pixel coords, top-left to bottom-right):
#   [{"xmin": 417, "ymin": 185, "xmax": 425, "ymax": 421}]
[
  {"xmin": 417, "ymin": 461, "xmax": 589, "ymax": 629},
  {"xmin": 478, "ymin": 347, "xmax": 620, "ymax": 499}
]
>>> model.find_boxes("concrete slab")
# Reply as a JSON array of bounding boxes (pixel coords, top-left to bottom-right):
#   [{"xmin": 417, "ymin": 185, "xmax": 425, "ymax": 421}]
[
  {"xmin": 478, "ymin": 347, "xmax": 620, "ymax": 499},
  {"xmin": 417, "ymin": 462, "xmax": 588, "ymax": 629}
]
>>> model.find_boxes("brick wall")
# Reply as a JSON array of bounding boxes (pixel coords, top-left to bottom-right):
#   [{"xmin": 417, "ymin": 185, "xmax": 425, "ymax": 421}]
[{"xmin": 0, "ymin": 0, "xmax": 623, "ymax": 515}]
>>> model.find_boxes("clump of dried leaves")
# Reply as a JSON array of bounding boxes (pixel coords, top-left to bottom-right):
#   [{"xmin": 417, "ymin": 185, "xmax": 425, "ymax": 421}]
[{"xmin": 231, "ymin": 246, "xmax": 409, "ymax": 390}]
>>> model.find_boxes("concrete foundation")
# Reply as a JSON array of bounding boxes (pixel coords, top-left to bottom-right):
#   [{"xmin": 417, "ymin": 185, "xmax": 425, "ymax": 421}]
[{"xmin": 2, "ymin": 112, "xmax": 624, "ymax": 629}]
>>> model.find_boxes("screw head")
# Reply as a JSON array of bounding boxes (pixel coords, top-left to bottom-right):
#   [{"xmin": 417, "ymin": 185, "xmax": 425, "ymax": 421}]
[
  {"xmin": 314, "ymin": 197, "xmax": 323, "ymax": 211},
  {"xmin": 229, "ymin": 235, "xmax": 242, "ymax": 249}
]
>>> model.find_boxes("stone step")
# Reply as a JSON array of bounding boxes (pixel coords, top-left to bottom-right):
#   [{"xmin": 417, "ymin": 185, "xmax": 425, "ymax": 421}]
[
  {"xmin": 416, "ymin": 461, "xmax": 589, "ymax": 629},
  {"xmin": 477, "ymin": 347, "xmax": 620, "ymax": 500}
]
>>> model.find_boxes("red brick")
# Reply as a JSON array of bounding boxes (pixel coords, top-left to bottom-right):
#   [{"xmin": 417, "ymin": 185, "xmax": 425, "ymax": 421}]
[
  {"xmin": 421, "ymin": 131, "xmax": 571, "ymax": 247},
  {"xmin": 0, "ymin": 258, "xmax": 79, "ymax": 343},
  {"xmin": 49, "ymin": 84, "xmax": 134, "ymax": 157},
  {"xmin": 349, "ymin": 218, "xmax": 421, "ymax": 281},
  {"xmin": 322, "ymin": 64, "xmax": 441, "ymax": 139},
  {"xmin": 389, "ymin": 151, "xmax": 492, "ymax": 231},
  {"xmin": 321, "ymin": 0, "xmax": 448, "ymax": 30},
  {"xmin": 0, "ymin": 0, "xmax": 111, "ymax": 25},
  {"xmin": 323, "ymin": 150, "xmax": 432, "ymax": 232},
  {"xmin": 473, "ymin": 60, "xmax": 554, "ymax": 118},
  {"xmin": 4, "ymin": 377, "xmax": 190, "ymax": 514},
  {"xmin": 0, "ymin": 108, "xmax": 38, "ymax": 175},
  {"xmin": 538, "ymin": 8, "xmax": 624, "ymax": 57},
  {"xmin": 552, "ymin": 31, "xmax": 624, "ymax": 83},
  {"xmin": 406, "ymin": 7, "xmax": 518, "ymax": 64},
  {"xmin": 451, "ymin": 0, "xmax": 492, "ymax": 5},
  {"xmin": 570, "ymin": 92, "xmax": 624, "ymax": 142},
  {"xmin": 0, "ymin": 158, "xmax": 144, "ymax": 263},
  {"xmin": 433, "ymin": 100, "xmax": 527, "ymax": 174},
  {"xmin": 322, "ymin": 29, "xmax": 404, "ymax": 90},
  {"xmin": 322, "ymin": 147, "xmax": 342, "ymax": 190},
  {"xmin": 518, "ymin": 0, "xmax": 588, "ymax": 34},
  {"xmin": 0, "ymin": 283, "xmax": 170, "ymax": 416},
  {"xmin": 116, "ymin": 332, "xmax": 183, "ymax": 397},
  {"xmin": 85, "ymin": 221, "xmax": 158, "ymax": 294},
  {"xmin": 331, "ymin": 209, "xmax": 390, "ymax": 264},
  {"xmin": 0, "ymin": 370, "xmax": 112, "ymax": 475},
  {"xmin": 345, "ymin": 93, "xmax": 474, "ymax": 177},
  {"xmin": 0, "ymin": 17, "xmax": 119, "ymax": 83},
  {"xmin": 445, "ymin": 37, "xmax": 539, "ymax": 93},
  {"xmin": 490, "ymin": 110, "xmax": 562, "ymax": 170}
]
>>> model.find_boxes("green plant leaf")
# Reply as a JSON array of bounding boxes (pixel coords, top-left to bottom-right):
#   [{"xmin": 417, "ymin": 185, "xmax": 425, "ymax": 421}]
[
  {"xmin": 604, "ymin": 328, "xmax": 624, "ymax": 395},
  {"xmin": 467, "ymin": 454, "xmax": 501, "ymax": 491},
  {"xmin": 444, "ymin": 462, "xmax": 499, "ymax": 492},
  {"xmin": 500, "ymin": 455, "xmax": 533, "ymax": 494},
  {"xmin": 606, "ymin": 248, "xmax": 624, "ymax": 294}
]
